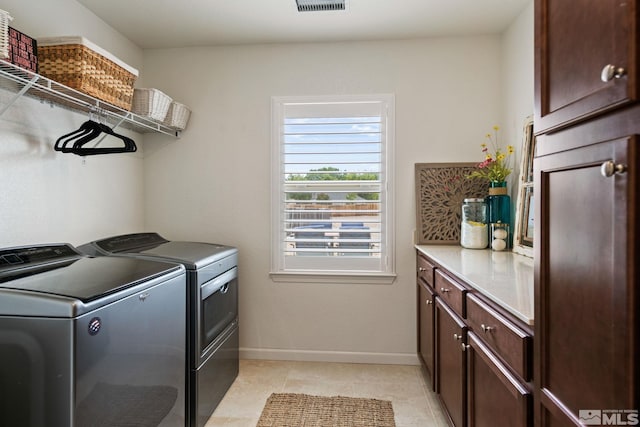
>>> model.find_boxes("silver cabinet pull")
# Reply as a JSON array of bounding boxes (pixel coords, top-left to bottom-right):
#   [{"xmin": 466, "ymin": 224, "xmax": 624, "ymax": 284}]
[
  {"xmin": 418, "ymin": 267, "xmax": 427, "ymax": 272},
  {"xmin": 462, "ymin": 343, "xmax": 469, "ymax": 352},
  {"xmin": 425, "ymin": 299, "xmax": 432, "ymax": 305},
  {"xmin": 453, "ymin": 333, "xmax": 462, "ymax": 340},
  {"xmin": 601, "ymin": 64, "xmax": 626, "ymax": 82},
  {"xmin": 601, "ymin": 160, "xmax": 627, "ymax": 177},
  {"xmin": 481, "ymin": 324, "xmax": 493, "ymax": 333},
  {"xmin": 440, "ymin": 288, "xmax": 450, "ymax": 293}
]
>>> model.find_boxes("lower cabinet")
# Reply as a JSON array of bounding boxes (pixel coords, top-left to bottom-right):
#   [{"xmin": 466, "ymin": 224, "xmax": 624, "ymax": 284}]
[
  {"xmin": 467, "ymin": 332, "xmax": 531, "ymax": 427},
  {"xmin": 436, "ymin": 298, "xmax": 467, "ymax": 427},
  {"xmin": 418, "ymin": 280, "xmax": 435, "ymax": 390},
  {"xmin": 417, "ymin": 251, "xmax": 533, "ymax": 427}
]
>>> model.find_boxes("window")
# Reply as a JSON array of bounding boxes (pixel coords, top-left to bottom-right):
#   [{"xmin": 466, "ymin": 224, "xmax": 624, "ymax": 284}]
[{"xmin": 270, "ymin": 94, "xmax": 395, "ymax": 283}]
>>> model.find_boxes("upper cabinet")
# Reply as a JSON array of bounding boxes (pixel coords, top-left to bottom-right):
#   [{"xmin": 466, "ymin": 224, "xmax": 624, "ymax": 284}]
[
  {"xmin": 534, "ymin": 1, "xmax": 640, "ymax": 425},
  {"xmin": 534, "ymin": 0, "xmax": 638, "ymax": 133}
]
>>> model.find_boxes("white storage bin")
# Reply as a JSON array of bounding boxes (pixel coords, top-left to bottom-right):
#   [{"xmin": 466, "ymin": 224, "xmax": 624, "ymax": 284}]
[
  {"xmin": 132, "ymin": 88, "xmax": 173, "ymax": 121},
  {"xmin": 163, "ymin": 101, "xmax": 191, "ymax": 130}
]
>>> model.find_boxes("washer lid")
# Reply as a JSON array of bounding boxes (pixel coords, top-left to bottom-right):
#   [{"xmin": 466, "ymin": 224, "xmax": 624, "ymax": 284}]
[
  {"xmin": 131, "ymin": 241, "xmax": 237, "ymax": 270},
  {"xmin": 0, "ymin": 244, "xmax": 183, "ymax": 306},
  {"xmin": 87, "ymin": 233, "xmax": 237, "ymax": 270}
]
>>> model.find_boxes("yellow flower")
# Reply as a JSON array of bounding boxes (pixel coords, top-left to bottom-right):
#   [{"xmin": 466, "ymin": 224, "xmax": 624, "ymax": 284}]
[{"xmin": 466, "ymin": 125, "xmax": 514, "ymax": 183}]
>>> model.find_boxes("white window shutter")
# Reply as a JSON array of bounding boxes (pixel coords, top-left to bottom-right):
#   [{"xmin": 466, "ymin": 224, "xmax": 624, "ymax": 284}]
[{"xmin": 271, "ymin": 94, "xmax": 395, "ymax": 277}]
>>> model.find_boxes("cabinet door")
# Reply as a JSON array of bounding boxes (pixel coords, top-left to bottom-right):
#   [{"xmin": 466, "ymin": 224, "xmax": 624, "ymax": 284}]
[
  {"xmin": 418, "ymin": 281, "xmax": 436, "ymax": 390},
  {"xmin": 436, "ymin": 298, "xmax": 467, "ymax": 427},
  {"xmin": 534, "ymin": 137, "xmax": 638, "ymax": 425},
  {"xmin": 467, "ymin": 332, "xmax": 531, "ymax": 427},
  {"xmin": 535, "ymin": 0, "xmax": 638, "ymax": 132}
]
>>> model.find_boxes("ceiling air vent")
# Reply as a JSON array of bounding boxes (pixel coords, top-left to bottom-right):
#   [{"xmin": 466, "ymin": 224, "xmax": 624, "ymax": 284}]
[{"xmin": 296, "ymin": 0, "xmax": 345, "ymax": 12}]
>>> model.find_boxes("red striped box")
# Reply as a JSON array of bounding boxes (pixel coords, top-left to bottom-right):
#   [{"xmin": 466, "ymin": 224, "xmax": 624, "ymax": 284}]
[{"xmin": 7, "ymin": 27, "xmax": 37, "ymax": 73}]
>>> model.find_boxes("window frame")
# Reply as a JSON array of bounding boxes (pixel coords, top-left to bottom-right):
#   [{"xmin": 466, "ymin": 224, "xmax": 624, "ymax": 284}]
[{"xmin": 270, "ymin": 94, "xmax": 396, "ymax": 284}]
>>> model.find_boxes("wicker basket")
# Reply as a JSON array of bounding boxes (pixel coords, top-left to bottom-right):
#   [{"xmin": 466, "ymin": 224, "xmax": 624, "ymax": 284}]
[
  {"xmin": 163, "ymin": 101, "xmax": 191, "ymax": 130},
  {"xmin": 0, "ymin": 9, "xmax": 12, "ymax": 59},
  {"xmin": 37, "ymin": 36, "xmax": 138, "ymax": 110},
  {"xmin": 132, "ymin": 88, "xmax": 172, "ymax": 121}
]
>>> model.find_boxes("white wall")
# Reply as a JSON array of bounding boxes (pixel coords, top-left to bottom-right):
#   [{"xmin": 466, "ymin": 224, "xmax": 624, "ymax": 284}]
[
  {"xmin": 141, "ymin": 37, "xmax": 503, "ymax": 363},
  {"xmin": 501, "ymin": 1, "xmax": 534, "ymax": 192},
  {"xmin": 0, "ymin": 0, "xmax": 147, "ymax": 247}
]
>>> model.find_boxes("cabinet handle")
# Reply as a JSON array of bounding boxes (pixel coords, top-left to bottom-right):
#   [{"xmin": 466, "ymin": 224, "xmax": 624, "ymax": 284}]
[
  {"xmin": 481, "ymin": 324, "xmax": 493, "ymax": 333},
  {"xmin": 462, "ymin": 343, "xmax": 469, "ymax": 352},
  {"xmin": 453, "ymin": 333, "xmax": 462, "ymax": 340},
  {"xmin": 440, "ymin": 288, "xmax": 450, "ymax": 293},
  {"xmin": 425, "ymin": 299, "xmax": 432, "ymax": 305},
  {"xmin": 601, "ymin": 64, "xmax": 626, "ymax": 82},
  {"xmin": 600, "ymin": 160, "xmax": 627, "ymax": 177},
  {"xmin": 418, "ymin": 267, "xmax": 427, "ymax": 272}
]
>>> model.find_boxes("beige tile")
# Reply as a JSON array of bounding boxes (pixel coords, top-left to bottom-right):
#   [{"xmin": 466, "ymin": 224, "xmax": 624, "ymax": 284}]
[
  {"xmin": 206, "ymin": 359, "xmax": 449, "ymax": 427},
  {"xmin": 204, "ymin": 416, "xmax": 258, "ymax": 427},
  {"xmin": 281, "ymin": 377, "xmax": 357, "ymax": 397}
]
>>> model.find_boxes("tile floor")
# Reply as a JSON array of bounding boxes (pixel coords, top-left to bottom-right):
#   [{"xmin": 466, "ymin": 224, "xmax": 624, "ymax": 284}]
[{"xmin": 205, "ymin": 359, "xmax": 449, "ymax": 427}]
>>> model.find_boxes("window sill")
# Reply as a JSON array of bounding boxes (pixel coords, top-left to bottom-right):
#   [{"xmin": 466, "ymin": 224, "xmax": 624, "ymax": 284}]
[{"xmin": 269, "ymin": 271, "xmax": 397, "ymax": 285}]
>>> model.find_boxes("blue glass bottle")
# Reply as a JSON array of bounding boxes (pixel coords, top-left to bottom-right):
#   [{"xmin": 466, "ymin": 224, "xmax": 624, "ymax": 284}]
[{"xmin": 486, "ymin": 181, "xmax": 511, "ymax": 230}]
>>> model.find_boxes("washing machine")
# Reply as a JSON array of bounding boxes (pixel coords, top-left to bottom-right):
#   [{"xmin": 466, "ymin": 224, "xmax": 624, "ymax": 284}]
[
  {"xmin": 0, "ymin": 243, "xmax": 187, "ymax": 427},
  {"xmin": 79, "ymin": 232, "xmax": 239, "ymax": 427}
]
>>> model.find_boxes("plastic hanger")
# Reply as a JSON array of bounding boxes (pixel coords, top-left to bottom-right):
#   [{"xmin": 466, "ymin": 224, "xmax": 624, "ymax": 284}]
[
  {"xmin": 54, "ymin": 120, "xmax": 99, "ymax": 153},
  {"xmin": 54, "ymin": 114, "xmax": 137, "ymax": 156}
]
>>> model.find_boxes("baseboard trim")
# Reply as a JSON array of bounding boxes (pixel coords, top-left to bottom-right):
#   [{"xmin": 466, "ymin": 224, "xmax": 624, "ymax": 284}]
[{"xmin": 240, "ymin": 347, "xmax": 420, "ymax": 365}]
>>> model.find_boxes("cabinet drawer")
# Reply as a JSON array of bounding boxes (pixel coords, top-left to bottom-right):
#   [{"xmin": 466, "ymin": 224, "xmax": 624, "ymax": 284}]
[
  {"xmin": 417, "ymin": 254, "xmax": 435, "ymax": 288},
  {"xmin": 435, "ymin": 270, "xmax": 466, "ymax": 318},
  {"xmin": 466, "ymin": 293, "xmax": 531, "ymax": 381}
]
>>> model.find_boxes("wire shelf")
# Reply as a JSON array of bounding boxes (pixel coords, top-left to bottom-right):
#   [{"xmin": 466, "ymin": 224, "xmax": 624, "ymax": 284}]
[{"xmin": 0, "ymin": 59, "xmax": 180, "ymax": 137}]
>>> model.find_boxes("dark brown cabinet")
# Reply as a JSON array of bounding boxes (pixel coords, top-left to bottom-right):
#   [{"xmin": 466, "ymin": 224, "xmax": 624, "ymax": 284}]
[
  {"xmin": 418, "ymin": 280, "xmax": 436, "ymax": 390},
  {"xmin": 417, "ymin": 253, "xmax": 437, "ymax": 390},
  {"xmin": 466, "ymin": 294, "xmax": 531, "ymax": 382},
  {"xmin": 416, "ymin": 250, "xmax": 533, "ymax": 427},
  {"xmin": 534, "ymin": 0, "xmax": 640, "ymax": 425},
  {"xmin": 534, "ymin": 0, "xmax": 638, "ymax": 133},
  {"xmin": 467, "ymin": 333, "xmax": 531, "ymax": 427},
  {"xmin": 436, "ymin": 298, "xmax": 467, "ymax": 427},
  {"xmin": 534, "ymin": 135, "xmax": 638, "ymax": 425}
]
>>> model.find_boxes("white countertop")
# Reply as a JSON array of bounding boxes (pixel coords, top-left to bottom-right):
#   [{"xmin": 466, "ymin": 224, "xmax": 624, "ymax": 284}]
[{"xmin": 415, "ymin": 245, "xmax": 534, "ymax": 326}]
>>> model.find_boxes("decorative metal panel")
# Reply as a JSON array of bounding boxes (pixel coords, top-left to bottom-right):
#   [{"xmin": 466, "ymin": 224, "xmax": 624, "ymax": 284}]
[{"xmin": 415, "ymin": 163, "xmax": 487, "ymax": 244}]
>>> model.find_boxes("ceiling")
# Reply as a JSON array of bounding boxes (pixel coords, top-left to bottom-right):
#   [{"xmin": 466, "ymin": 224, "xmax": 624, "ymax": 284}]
[{"xmin": 75, "ymin": 0, "xmax": 531, "ymax": 49}]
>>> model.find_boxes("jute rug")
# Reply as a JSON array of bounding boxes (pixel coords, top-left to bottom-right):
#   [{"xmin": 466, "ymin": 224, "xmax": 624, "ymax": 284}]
[{"xmin": 256, "ymin": 393, "xmax": 396, "ymax": 427}]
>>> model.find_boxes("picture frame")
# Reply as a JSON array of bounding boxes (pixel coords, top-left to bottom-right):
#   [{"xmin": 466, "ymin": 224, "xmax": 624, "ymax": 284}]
[{"xmin": 513, "ymin": 115, "xmax": 535, "ymax": 257}]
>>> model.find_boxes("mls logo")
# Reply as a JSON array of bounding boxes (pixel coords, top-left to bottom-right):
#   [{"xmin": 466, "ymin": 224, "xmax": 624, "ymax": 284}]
[
  {"xmin": 580, "ymin": 409, "xmax": 640, "ymax": 425},
  {"xmin": 580, "ymin": 410, "xmax": 602, "ymax": 425}
]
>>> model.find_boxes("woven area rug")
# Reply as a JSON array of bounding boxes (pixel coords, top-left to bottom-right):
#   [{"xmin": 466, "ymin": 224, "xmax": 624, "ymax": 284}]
[{"xmin": 256, "ymin": 393, "xmax": 396, "ymax": 427}]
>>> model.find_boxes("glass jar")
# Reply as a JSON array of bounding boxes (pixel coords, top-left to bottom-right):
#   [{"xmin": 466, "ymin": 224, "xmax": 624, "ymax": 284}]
[
  {"xmin": 490, "ymin": 221, "xmax": 510, "ymax": 251},
  {"xmin": 461, "ymin": 198, "xmax": 488, "ymax": 249}
]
